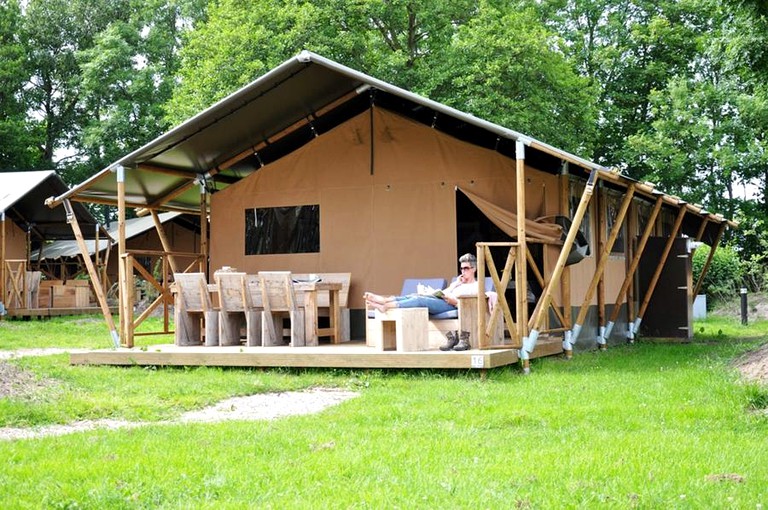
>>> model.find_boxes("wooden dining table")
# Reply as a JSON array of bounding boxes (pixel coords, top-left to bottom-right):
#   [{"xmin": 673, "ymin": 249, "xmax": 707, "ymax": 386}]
[
  {"xmin": 202, "ymin": 274, "xmax": 342, "ymax": 347},
  {"xmin": 293, "ymin": 280, "xmax": 342, "ymax": 346}
]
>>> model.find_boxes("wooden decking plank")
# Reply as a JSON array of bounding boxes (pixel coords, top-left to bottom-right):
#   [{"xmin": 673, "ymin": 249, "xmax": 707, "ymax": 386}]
[{"xmin": 69, "ymin": 337, "xmax": 563, "ymax": 370}]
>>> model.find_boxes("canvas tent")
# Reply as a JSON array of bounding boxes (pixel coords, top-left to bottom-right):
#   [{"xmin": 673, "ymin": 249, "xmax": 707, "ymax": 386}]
[
  {"xmin": 33, "ymin": 212, "xmax": 200, "ymax": 285},
  {"xmin": 1, "ymin": 170, "xmax": 101, "ymax": 314},
  {"xmin": 47, "ymin": 51, "xmax": 736, "ymax": 363}
]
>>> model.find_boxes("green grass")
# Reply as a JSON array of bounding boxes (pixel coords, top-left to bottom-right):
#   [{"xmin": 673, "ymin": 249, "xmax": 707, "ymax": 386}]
[
  {"xmin": 0, "ymin": 314, "xmax": 767, "ymax": 508},
  {"xmin": 0, "ymin": 314, "xmax": 173, "ymax": 349}
]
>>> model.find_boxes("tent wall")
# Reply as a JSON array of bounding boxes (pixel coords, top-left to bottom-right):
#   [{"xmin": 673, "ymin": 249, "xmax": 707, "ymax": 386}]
[
  {"xmin": 211, "ymin": 108, "xmax": 560, "ymax": 309},
  {"xmin": 4, "ymin": 221, "xmax": 27, "ymax": 260}
]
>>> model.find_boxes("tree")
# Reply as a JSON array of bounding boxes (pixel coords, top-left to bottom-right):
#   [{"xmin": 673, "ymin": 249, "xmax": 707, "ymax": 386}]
[
  {"xmin": 540, "ymin": 0, "xmax": 706, "ymax": 170},
  {"xmin": 20, "ymin": 0, "xmax": 136, "ymax": 171},
  {"xmin": 421, "ymin": 3, "xmax": 597, "ymax": 155},
  {"xmin": 623, "ymin": 0, "xmax": 768, "ymax": 227},
  {"xmin": 167, "ymin": 0, "xmax": 596, "ymax": 154},
  {"xmin": 68, "ymin": 0, "xmax": 207, "ymax": 184},
  {"xmin": 0, "ymin": 0, "xmax": 37, "ymax": 170}
]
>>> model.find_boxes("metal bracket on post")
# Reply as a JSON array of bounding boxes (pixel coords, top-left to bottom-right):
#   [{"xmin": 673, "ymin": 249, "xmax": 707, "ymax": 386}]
[
  {"xmin": 111, "ymin": 163, "xmax": 124, "ymax": 181},
  {"xmin": 562, "ymin": 330, "xmax": 573, "ymax": 359},
  {"xmin": 603, "ymin": 321, "xmax": 615, "ymax": 342},
  {"xmin": 518, "ymin": 347, "xmax": 530, "ymax": 375},
  {"xmin": 62, "ymin": 199, "xmax": 74, "ymax": 223},
  {"xmin": 630, "ymin": 317, "xmax": 642, "ymax": 343},
  {"xmin": 571, "ymin": 323, "xmax": 583, "ymax": 345},
  {"xmin": 523, "ymin": 329, "xmax": 539, "ymax": 354}
]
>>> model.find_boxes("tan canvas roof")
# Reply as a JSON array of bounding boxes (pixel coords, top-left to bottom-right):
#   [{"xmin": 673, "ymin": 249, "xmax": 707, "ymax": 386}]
[{"xmin": 48, "ymin": 51, "xmax": 734, "ymax": 244}]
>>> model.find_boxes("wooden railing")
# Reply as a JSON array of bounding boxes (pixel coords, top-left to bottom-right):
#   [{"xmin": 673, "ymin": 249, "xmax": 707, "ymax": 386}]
[
  {"xmin": 121, "ymin": 249, "xmax": 204, "ymax": 347},
  {"xmin": 3, "ymin": 259, "xmax": 28, "ymax": 310},
  {"xmin": 475, "ymin": 242, "xmax": 571, "ymax": 350}
]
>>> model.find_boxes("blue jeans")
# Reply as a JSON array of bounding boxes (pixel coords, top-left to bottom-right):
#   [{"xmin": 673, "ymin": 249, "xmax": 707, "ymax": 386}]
[{"xmin": 394, "ymin": 295, "xmax": 456, "ymax": 315}]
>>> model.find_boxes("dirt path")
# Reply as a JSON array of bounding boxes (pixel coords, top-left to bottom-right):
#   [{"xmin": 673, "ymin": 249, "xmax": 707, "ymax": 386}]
[
  {"xmin": 734, "ymin": 342, "xmax": 768, "ymax": 385},
  {"xmin": 0, "ymin": 349, "xmax": 359, "ymax": 441},
  {"xmin": 0, "ymin": 388, "xmax": 359, "ymax": 441}
]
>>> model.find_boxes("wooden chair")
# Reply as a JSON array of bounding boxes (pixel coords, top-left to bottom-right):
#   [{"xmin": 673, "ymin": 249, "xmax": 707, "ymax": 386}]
[
  {"xmin": 173, "ymin": 272, "xmax": 218, "ymax": 346},
  {"xmin": 242, "ymin": 274, "xmax": 264, "ymax": 346},
  {"xmin": 258, "ymin": 271, "xmax": 305, "ymax": 346},
  {"xmin": 214, "ymin": 271, "xmax": 249, "ymax": 346}
]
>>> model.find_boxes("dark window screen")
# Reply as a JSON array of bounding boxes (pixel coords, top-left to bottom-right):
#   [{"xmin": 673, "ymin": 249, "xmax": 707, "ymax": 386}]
[{"xmin": 245, "ymin": 205, "xmax": 320, "ymax": 255}]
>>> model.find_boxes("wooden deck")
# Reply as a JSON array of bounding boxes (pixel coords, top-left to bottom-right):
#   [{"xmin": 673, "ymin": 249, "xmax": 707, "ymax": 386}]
[
  {"xmin": 70, "ymin": 337, "xmax": 564, "ymax": 370},
  {"xmin": 4, "ymin": 307, "xmax": 117, "ymax": 319}
]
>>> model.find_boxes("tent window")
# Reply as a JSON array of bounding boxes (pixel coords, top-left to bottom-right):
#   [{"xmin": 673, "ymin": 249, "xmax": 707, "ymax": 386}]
[
  {"xmin": 245, "ymin": 205, "xmax": 320, "ymax": 255},
  {"xmin": 569, "ymin": 177, "xmax": 592, "ymax": 252},
  {"xmin": 605, "ymin": 189, "xmax": 626, "ymax": 254},
  {"xmin": 635, "ymin": 198, "xmax": 653, "ymax": 237},
  {"xmin": 660, "ymin": 208, "xmax": 675, "ymax": 237}
]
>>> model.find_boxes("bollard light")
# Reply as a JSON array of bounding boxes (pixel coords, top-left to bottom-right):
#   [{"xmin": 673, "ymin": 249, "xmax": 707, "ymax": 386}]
[{"xmin": 740, "ymin": 288, "xmax": 748, "ymax": 325}]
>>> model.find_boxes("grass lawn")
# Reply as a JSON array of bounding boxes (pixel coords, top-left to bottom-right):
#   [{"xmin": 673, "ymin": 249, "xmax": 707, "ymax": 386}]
[{"xmin": 0, "ymin": 314, "xmax": 767, "ymax": 508}]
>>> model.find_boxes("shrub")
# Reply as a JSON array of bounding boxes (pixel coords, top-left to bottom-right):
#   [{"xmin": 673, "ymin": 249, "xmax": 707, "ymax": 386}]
[{"xmin": 692, "ymin": 244, "xmax": 743, "ymax": 305}]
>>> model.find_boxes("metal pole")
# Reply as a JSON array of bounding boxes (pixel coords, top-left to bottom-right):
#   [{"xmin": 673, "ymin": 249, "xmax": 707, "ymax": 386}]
[{"xmin": 740, "ymin": 288, "xmax": 748, "ymax": 325}]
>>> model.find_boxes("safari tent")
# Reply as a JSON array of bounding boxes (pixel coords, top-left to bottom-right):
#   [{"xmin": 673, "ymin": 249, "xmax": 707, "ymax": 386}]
[
  {"xmin": 0, "ymin": 170, "xmax": 102, "ymax": 317},
  {"xmin": 47, "ymin": 51, "xmax": 735, "ymax": 369},
  {"xmin": 33, "ymin": 212, "xmax": 200, "ymax": 291}
]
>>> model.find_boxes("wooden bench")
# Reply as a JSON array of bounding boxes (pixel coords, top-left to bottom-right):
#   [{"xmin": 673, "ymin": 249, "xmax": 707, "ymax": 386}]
[
  {"xmin": 365, "ymin": 277, "xmax": 503, "ymax": 351},
  {"xmin": 292, "ymin": 272, "xmax": 351, "ymax": 341},
  {"xmin": 366, "ymin": 308, "xmax": 428, "ymax": 351}
]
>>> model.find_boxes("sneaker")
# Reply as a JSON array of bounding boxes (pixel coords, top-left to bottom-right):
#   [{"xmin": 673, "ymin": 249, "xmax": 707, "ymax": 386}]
[
  {"xmin": 453, "ymin": 330, "xmax": 471, "ymax": 351},
  {"xmin": 439, "ymin": 330, "xmax": 459, "ymax": 351}
]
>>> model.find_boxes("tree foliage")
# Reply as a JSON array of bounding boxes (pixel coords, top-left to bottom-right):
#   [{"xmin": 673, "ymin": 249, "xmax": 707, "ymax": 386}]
[
  {"xmin": 2, "ymin": 0, "xmax": 767, "ymax": 267},
  {"xmin": 0, "ymin": 0, "xmax": 38, "ymax": 170},
  {"xmin": 167, "ymin": 0, "xmax": 594, "ymax": 152}
]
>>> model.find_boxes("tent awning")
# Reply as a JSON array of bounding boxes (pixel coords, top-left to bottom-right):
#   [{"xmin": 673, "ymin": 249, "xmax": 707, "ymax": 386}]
[
  {"xmin": 47, "ymin": 51, "xmax": 735, "ymax": 241},
  {"xmin": 0, "ymin": 170, "xmax": 99, "ymax": 240}
]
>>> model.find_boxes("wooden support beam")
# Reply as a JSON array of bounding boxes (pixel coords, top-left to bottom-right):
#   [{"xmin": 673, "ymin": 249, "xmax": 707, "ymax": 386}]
[
  {"xmin": 695, "ymin": 216, "xmax": 710, "ymax": 242},
  {"xmin": 607, "ymin": 196, "xmax": 663, "ymax": 340},
  {"xmin": 477, "ymin": 244, "xmax": 486, "ymax": 349},
  {"xmin": 63, "ymin": 199, "xmax": 119, "ymax": 347},
  {"xmin": 596, "ymin": 183, "xmax": 607, "ymax": 344},
  {"xmin": 559, "ymin": 167, "xmax": 572, "ymax": 354},
  {"xmin": 515, "ymin": 141, "xmax": 528, "ymax": 346},
  {"xmin": 151, "ymin": 210, "xmax": 179, "ymax": 275},
  {"xmin": 199, "ymin": 185, "xmax": 208, "ymax": 276},
  {"xmin": 142, "ymin": 179, "xmax": 199, "ymax": 212},
  {"xmin": 117, "ymin": 166, "xmax": 128, "ymax": 346},
  {"xmin": 635, "ymin": 206, "xmax": 687, "ymax": 334},
  {"xmin": 1, "ymin": 211, "xmax": 5, "ymax": 314},
  {"xmin": 124, "ymin": 253, "xmax": 135, "ymax": 347},
  {"xmin": 692, "ymin": 222, "xmax": 727, "ymax": 299},
  {"xmin": 625, "ymin": 197, "xmax": 638, "ymax": 331},
  {"xmin": 479, "ymin": 244, "xmax": 518, "ymax": 348},
  {"xmin": 67, "ymin": 194, "xmax": 199, "ymax": 214},
  {"xmin": 570, "ymin": 184, "xmax": 635, "ymax": 344},
  {"xmin": 526, "ymin": 247, "xmax": 567, "ymax": 330},
  {"xmin": 530, "ymin": 169, "xmax": 598, "ymax": 344}
]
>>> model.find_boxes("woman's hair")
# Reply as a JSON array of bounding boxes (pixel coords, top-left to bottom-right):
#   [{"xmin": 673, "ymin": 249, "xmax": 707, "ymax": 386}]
[{"xmin": 458, "ymin": 253, "xmax": 477, "ymax": 268}]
